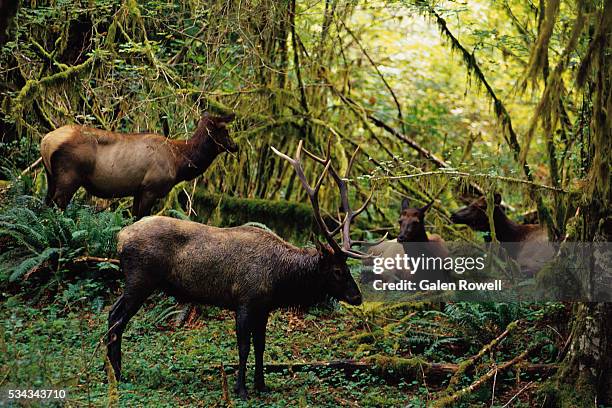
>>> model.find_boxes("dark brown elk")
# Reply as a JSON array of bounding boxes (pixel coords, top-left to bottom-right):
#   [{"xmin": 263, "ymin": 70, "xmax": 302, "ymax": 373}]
[
  {"xmin": 450, "ymin": 194, "xmax": 546, "ymax": 243},
  {"xmin": 450, "ymin": 193, "xmax": 552, "ymax": 275},
  {"xmin": 398, "ymin": 198, "xmax": 447, "ymax": 251},
  {"xmin": 40, "ymin": 113, "xmax": 237, "ymax": 218},
  {"xmin": 107, "ymin": 140, "xmax": 371, "ymax": 400}
]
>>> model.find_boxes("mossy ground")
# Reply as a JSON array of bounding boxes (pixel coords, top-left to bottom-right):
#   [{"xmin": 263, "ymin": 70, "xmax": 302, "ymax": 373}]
[{"xmin": 0, "ymin": 287, "xmax": 561, "ymax": 407}]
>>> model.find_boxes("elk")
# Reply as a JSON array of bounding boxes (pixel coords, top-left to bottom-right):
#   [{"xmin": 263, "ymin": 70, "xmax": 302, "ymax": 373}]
[
  {"xmin": 364, "ymin": 198, "xmax": 449, "ymax": 283},
  {"xmin": 107, "ymin": 140, "xmax": 373, "ymax": 400},
  {"xmin": 40, "ymin": 113, "xmax": 237, "ymax": 218},
  {"xmin": 450, "ymin": 194, "xmax": 546, "ymax": 243},
  {"xmin": 450, "ymin": 193, "xmax": 552, "ymax": 275},
  {"xmin": 398, "ymin": 197, "xmax": 448, "ymax": 251}
]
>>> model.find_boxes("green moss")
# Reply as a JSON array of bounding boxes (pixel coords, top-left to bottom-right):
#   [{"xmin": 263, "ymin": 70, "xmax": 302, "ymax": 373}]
[
  {"xmin": 537, "ymin": 375, "xmax": 597, "ymax": 408},
  {"xmin": 535, "ymin": 257, "xmax": 582, "ymax": 299},
  {"xmin": 190, "ymin": 190, "xmax": 314, "ymax": 242},
  {"xmin": 367, "ymin": 355, "xmax": 429, "ymax": 378}
]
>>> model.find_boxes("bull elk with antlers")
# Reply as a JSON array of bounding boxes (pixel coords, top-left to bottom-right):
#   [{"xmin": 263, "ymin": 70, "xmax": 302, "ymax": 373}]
[{"xmin": 107, "ymin": 140, "xmax": 377, "ymax": 399}]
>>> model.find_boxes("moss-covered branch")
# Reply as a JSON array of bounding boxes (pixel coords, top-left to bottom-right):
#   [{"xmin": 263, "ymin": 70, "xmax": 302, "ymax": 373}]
[{"xmin": 11, "ymin": 55, "xmax": 96, "ymax": 117}]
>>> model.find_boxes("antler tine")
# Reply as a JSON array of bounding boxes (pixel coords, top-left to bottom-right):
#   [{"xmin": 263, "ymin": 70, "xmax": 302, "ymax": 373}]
[
  {"xmin": 270, "ymin": 143, "xmax": 342, "ymax": 254},
  {"xmin": 350, "ymin": 190, "xmax": 374, "ymax": 222},
  {"xmin": 303, "ymin": 135, "xmax": 332, "ymax": 162},
  {"xmin": 272, "ymin": 140, "xmax": 376, "ymax": 260},
  {"xmin": 270, "ymin": 145, "xmax": 296, "ymax": 167},
  {"xmin": 345, "ymin": 146, "xmax": 360, "ymax": 179},
  {"xmin": 343, "ymin": 248, "xmax": 373, "ymax": 259},
  {"xmin": 313, "ymin": 160, "xmax": 332, "ymax": 195},
  {"xmin": 349, "ymin": 232, "xmax": 389, "ymax": 247},
  {"xmin": 302, "ymin": 147, "xmax": 326, "ymax": 164}
]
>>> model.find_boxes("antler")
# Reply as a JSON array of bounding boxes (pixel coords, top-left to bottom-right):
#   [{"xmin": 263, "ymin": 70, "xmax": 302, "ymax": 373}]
[{"xmin": 271, "ymin": 140, "xmax": 373, "ymax": 259}]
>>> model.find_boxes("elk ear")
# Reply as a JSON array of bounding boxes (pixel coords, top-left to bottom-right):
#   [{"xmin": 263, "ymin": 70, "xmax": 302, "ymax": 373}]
[
  {"xmin": 420, "ymin": 201, "xmax": 433, "ymax": 214},
  {"xmin": 215, "ymin": 113, "xmax": 236, "ymax": 127},
  {"xmin": 493, "ymin": 193, "xmax": 502, "ymax": 205},
  {"xmin": 401, "ymin": 197, "xmax": 410, "ymax": 211},
  {"xmin": 220, "ymin": 113, "xmax": 236, "ymax": 123}
]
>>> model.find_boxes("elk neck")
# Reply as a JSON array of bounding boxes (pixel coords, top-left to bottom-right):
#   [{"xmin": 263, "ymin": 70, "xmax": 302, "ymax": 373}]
[
  {"xmin": 492, "ymin": 206, "xmax": 531, "ymax": 242},
  {"xmin": 270, "ymin": 247, "xmax": 329, "ymax": 308},
  {"xmin": 411, "ymin": 225, "xmax": 429, "ymax": 242},
  {"xmin": 175, "ymin": 123, "xmax": 223, "ymax": 181}
]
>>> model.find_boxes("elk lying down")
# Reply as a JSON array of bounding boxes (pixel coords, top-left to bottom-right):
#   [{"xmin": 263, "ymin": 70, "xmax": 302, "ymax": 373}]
[
  {"xmin": 364, "ymin": 197, "xmax": 449, "ymax": 284},
  {"xmin": 108, "ymin": 140, "xmax": 372, "ymax": 400},
  {"xmin": 40, "ymin": 113, "xmax": 237, "ymax": 218},
  {"xmin": 450, "ymin": 194, "xmax": 553, "ymax": 275}
]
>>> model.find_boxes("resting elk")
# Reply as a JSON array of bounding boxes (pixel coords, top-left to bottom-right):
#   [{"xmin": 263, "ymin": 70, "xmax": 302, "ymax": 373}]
[
  {"xmin": 40, "ymin": 113, "xmax": 237, "ymax": 218},
  {"xmin": 364, "ymin": 197, "xmax": 449, "ymax": 283},
  {"xmin": 450, "ymin": 193, "xmax": 553, "ymax": 275},
  {"xmin": 108, "ymin": 140, "xmax": 372, "ymax": 400}
]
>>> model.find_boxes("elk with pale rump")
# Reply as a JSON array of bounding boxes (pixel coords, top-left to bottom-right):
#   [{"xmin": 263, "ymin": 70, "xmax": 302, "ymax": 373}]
[
  {"xmin": 40, "ymin": 113, "xmax": 237, "ymax": 217},
  {"xmin": 107, "ymin": 140, "xmax": 375, "ymax": 400}
]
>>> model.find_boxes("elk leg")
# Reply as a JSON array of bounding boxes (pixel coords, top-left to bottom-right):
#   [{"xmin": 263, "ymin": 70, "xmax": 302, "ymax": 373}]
[
  {"xmin": 133, "ymin": 190, "xmax": 157, "ymax": 219},
  {"xmin": 51, "ymin": 172, "xmax": 81, "ymax": 209},
  {"xmin": 107, "ymin": 290, "xmax": 151, "ymax": 381},
  {"xmin": 252, "ymin": 312, "xmax": 269, "ymax": 392},
  {"xmin": 234, "ymin": 306, "xmax": 251, "ymax": 400},
  {"xmin": 44, "ymin": 167, "xmax": 56, "ymax": 206},
  {"xmin": 107, "ymin": 295, "xmax": 125, "ymax": 379}
]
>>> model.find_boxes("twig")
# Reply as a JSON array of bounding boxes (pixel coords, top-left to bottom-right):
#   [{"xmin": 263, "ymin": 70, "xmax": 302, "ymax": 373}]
[
  {"xmin": 501, "ymin": 381, "xmax": 534, "ymax": 408},
  {"xmin": 0, "ymin": 157, "xmax": 45, "ymax": 195},
  {"xmin": 219, "ymin": 363, "xmax": 232, "ymax": 407},
  {"xmin": 20, "ymin": 157, "xmax": 43, "ymax": 176},
  {"xmin": 338, "ymin": 19, "xmax": 405, "ymax": 132},
  {"xmin": 371, "ymin": 171, "xmax": 568, "ymax": 193},
  {"xmin": 432, "ymin": 342, "xmax": 546, "ymax": 408},
  {"xmin": 444, "ymin": 320, "xmax": 519, "ymax": 394},
  {"xmin": 73, "ymin": 256, "xmax": 120, "ymax": 265}
]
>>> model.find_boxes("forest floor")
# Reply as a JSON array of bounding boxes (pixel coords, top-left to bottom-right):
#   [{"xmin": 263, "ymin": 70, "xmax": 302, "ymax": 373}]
[{"xmin": 1, "ymin": 282, "xmax": 565, "ymax": 407}]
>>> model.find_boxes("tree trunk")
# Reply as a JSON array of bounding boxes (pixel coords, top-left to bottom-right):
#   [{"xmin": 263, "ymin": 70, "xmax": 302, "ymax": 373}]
[
  {"xmin": 544, "ymin": 303, "xmax": 612, "ymax": 407},
  {"xmin": 545, "ymin": 2, "xmax": 612, "ymax": 405}
]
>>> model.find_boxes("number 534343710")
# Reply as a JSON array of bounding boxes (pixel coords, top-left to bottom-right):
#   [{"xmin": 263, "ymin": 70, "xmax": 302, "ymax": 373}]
[{"xmin": 7, "ymin": 389, "xmax": 66, "ymax": 399}]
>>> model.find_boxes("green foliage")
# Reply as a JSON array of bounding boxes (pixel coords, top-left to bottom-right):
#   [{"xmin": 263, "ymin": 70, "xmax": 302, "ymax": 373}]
[
  {"xmin": 192, "ymin": 191, "xmax": 314, "ymax": 242},
  {"xmin": 441, "ymin": 302, "xmax": 529, "ymax": 343},
  {"xmin": 0, "ymin": 193, "xmax": 128, "ymax": 288},
  {"xmin": 0, "ymin": 0, "xmax": 606, "ymax": 405}
]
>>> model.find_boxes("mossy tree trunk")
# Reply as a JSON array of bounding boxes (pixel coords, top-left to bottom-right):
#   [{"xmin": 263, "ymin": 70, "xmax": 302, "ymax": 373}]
[
  {"xmin": 546, "ymin": 2, "xmax": 612, "ymax": 405},
  {"xmin": 545, "ymin": 303, "xmax": 612, "ymax": 407}
]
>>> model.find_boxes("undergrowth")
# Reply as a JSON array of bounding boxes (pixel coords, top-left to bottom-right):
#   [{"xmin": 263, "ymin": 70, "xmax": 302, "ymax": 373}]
[
  {"xmin": 0, "ymin": 188, "xmax": 569, "ymax": 406},
  {"xmin": 0, "ymin": 191, "xmax": 129, "ymax": 298}
]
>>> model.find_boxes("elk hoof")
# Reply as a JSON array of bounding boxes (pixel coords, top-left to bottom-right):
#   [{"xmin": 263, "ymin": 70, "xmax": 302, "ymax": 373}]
[
  {"xmin": 235, "ymin": 388, "xmax": 249, "ymax": 400},
  {"xmin": 255, "ymin": 383, "xmax": 270, "ymax": 393}
]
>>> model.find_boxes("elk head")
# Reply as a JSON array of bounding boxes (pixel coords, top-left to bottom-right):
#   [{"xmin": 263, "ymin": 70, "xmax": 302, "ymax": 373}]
[
  {"xmin": 271, "ymin": 140, "xmax": 378, "ymax": 306},
  {"xmin": 450, "ymin": 193, "xmax": 502, "ymax": 231},
  {"xmin": 397, "ymin": 198, "xmax": 433, "ymax": 242},
  {"xmin": 199, "ymin": 112, "xmax": 238, "ymax": 153}
]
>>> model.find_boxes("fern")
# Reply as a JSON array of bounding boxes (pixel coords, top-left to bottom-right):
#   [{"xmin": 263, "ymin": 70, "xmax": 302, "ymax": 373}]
[
  {"xmin": 9, "ymin": 247, "xmax": 58, "ymax": 282},
  {"xmin": 442, "ymin": 302, "xmax": 531, "ymax": 344},
  {"xmin": 0, "ymin": 193, "xmax": 128, "ymax": 287}
]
